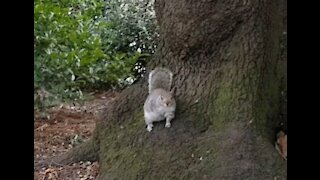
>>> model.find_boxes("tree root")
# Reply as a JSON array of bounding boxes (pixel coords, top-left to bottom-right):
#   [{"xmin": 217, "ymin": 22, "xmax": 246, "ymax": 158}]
[{"xmin": 34, "ymin": 135, "xmax": 100, "ymax": 171}]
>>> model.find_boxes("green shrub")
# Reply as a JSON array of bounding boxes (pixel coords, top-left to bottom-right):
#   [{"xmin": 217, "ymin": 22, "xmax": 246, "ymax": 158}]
[{"xmin": 34, "ymin": 0, "xmax": 158, "ymax": 110}]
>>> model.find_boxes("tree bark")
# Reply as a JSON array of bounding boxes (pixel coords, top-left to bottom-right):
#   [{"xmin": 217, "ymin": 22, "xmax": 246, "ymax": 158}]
[{"xmin": 54, "ymin": 0, "xmax": 287, "ymax": 179}]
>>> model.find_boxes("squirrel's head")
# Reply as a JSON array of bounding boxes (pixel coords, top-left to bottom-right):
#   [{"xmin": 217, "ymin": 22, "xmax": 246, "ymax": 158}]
[{"xmin": 159, "ymin": 94, "xmax": 175, "ymax": 107}]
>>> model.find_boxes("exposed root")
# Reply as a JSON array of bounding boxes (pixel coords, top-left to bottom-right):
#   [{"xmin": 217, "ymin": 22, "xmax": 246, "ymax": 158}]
[{"xmin": 35, "ymin": 137, "xmax": 99, "ymax": 171}]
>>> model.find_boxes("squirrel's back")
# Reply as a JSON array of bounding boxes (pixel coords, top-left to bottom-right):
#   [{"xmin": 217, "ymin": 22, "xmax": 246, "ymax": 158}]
[{"xmin": 148, "ymin": 67, "xmax": 173, "ymax": 93}]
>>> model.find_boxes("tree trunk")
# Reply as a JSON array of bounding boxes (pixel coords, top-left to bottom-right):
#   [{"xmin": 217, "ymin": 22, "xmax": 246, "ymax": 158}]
[{"xmin": 54, "ymin": 0, "xmax": 287, "ymax": 179}]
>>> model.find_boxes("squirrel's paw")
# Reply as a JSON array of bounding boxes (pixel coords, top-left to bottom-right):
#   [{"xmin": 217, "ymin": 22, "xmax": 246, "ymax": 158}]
[
  {"xmin": 165, "ymin": 122, "xmax": 171, "ymax": 128},
  {"xmin": 146, "ymin": 126, "xmax": 153, "ymax": 132}
]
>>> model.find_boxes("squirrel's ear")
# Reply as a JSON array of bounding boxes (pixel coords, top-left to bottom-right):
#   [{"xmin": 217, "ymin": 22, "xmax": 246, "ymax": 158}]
[{"xmin": 170, "ymin": 87, "xmax": 177, "ymax": 96}]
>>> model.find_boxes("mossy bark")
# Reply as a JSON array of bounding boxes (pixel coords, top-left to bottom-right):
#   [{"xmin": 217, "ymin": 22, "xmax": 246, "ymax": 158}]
[{"xmin": 55, "ymin": 0, "xmax": 287, "ymax": 179}]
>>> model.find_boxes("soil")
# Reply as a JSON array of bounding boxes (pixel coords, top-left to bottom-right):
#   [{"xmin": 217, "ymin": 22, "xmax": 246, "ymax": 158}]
[{"xmin": 34, "ymin": 91, "xmax": 118, "ymax": 180}]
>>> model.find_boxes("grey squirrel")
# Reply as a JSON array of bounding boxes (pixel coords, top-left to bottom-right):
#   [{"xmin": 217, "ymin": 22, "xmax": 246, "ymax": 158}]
[{"xmin": 144, "ymin": 67, "xmax": 176, "ymax": 132}]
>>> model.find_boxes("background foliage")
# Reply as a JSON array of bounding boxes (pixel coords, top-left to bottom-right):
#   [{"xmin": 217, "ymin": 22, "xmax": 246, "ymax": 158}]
[{"xmin": 34, "ymin": 0, "xmax": 158, "ymax": 110}]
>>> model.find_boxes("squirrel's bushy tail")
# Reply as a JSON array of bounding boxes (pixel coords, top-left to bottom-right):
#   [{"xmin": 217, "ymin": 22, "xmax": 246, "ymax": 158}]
[{"xmin": 148, "ymin": 67, "xmax": 173, "ymax": 93}]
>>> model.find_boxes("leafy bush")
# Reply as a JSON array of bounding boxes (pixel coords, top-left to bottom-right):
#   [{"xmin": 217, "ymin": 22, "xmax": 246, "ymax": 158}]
[
  {"xmin": 104, "ymin": 0, "xmax": 158, "ymax": 54},
  {"xmin": 34, "ymin": 0, "xmax": 158, "ymax": 109}
]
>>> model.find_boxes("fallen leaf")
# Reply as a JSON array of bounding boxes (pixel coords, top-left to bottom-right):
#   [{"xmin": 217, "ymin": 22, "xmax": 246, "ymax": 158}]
[
  {"xmin": 36, "ymin": 124, "xmax": 49, "ymax": 131},
  {"xmin": 275, "ymin": 131, "xmax": 287, "ymax": 160}
]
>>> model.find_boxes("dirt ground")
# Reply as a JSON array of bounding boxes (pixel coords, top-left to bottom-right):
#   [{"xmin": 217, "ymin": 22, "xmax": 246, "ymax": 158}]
[{"xmin": 34, "ymin": 91, "xmax": 118, "ymax": 180}]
